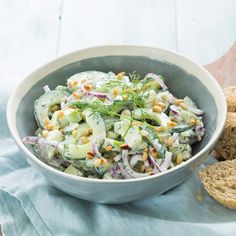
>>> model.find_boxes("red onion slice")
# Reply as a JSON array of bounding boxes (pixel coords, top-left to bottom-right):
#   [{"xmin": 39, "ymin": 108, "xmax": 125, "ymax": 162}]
[
  {"xmin": 145, "ymin": 73, "xmax": 167, "ymax": 90},
  {"xmin": 160, "ymin": 151, "xmax": 172, "ymax": 171},
  {"xmin": 43, "ymin": 85, "xmax": 51, "ymax": 93},
  {"xmin": 81, "ymin": 85, "xmax": 109, "ymax": 99},
  {"xmin": 121, "ymin": 150, "xmax": 152, "ymax": 178},
  {"xmin": 37, "ymin": 138, "xmax": 59, "ymax": 148},
  {"xmin": 23, "ymin": 136, "xmax": 38, "ymax": 144},
  {"xmin": 92, "ymin": 135, "xmax": 104, "ymax": 157},
  {"xmin": 114, "ymin": 154, "xmax": 121, "ymax": 162},
  {"xmin": 148, "ymin": 150, "xmax": 162, "ymax": 173},
  {"xmin": 187, "ymin": 106, "xmax": 204, "ymax": 115},
  {"xmin": 169, "ymin": 105, "xmax": 180, "ymax": 115},
  {"xmin": 23, "ymin": 136, "xmax": 59, "ymax": 148}
]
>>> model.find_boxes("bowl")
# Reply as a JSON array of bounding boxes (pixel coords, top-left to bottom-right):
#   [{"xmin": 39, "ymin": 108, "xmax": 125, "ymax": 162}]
[{"xmin": 7, "ymin": 45, "xmax": 227, "ymax": 204}]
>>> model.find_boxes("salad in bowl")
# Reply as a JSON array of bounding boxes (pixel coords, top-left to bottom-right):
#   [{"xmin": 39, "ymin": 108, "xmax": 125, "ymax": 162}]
[{"xmin": 23, "ymin": 71, "xmax": 205, "ymax": 180}]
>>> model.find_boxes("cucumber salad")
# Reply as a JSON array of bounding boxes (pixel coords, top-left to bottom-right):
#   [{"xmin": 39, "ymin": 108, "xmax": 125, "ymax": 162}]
[{"xmin": 23, "ymin": 71, "xmax": 205, "ymax": 179}]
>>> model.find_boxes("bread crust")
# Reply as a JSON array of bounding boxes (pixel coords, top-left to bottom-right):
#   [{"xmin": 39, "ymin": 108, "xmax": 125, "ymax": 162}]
[
  {"xmin": 214, "ymin": 112, "xmax": 236, "ymax": 160},
  {"xmin": 199, "ymin": 159, "xmax": 236, "ymax": 210},
  {"xmin": 223, "ymin": 86, "xmax": 236, "ymax": 112}
]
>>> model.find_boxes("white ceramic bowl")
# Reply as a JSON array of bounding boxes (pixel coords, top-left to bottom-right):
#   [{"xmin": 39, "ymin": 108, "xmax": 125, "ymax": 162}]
[{"xmin": 7, "ymin": 45, "xmax": 227, "ymax": 204}]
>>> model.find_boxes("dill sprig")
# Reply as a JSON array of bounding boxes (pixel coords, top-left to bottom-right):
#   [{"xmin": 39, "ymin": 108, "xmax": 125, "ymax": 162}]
[
  {"xmin": 102, "ymin": 72, "xmax": 146, "ymax": 109},
  {"xmin": 68, "ymin": 100, "xmax": 133, "ymax": 117}
]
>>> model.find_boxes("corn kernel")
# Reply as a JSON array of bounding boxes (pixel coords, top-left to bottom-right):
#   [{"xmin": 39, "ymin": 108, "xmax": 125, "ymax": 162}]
[
  {"xmin": 68, "ymin": 81, "xmax": 73, "ymax": 88},
  {"xmin": 84, "ymin": 84, "xmax": 92, "ymax": 91},
  {"xmin": 174, "ymin": 99, "xmax": 184, "ymax": 105},
  {"xmin": 167, "ymin": 137, "xmax": 173, "ymax": 146},
  {"xmin": 167, "ymin": 121, "xmax": 177, "ymax": 127},
  {"xmin": 100, "ymin": 157, "xmax": 107, "ymax": 164},
  {"xmin": 43, "ymin": 118, "xmax": 50, "ymax": 126},
  {"xmin": 145, "ymin": 167, "xmax": 153, "ymax": 173},
  {"xmin": 153, "ymin": 105, "xmax": 163, "ymax": 113},
  {"xmin": 132, "ymin": 121, "xmax": 142, "ymax": 127},
  {"xmin": 162, "ymin": 95, "xmax": 168, "ymax": 101},
  {"xmin": 140, "ymin": 130, "xmax": 149, "ymax": 137},
  {"xmin": 189, "ymin": 119, "xmax": 196, "ymax": 126},
  {"xmin": 81, "ymin": 136, "xmax": 89, "ymax": 144},
  {"xmin": 116, "ymin": 72, "xmax": 125, "ymax": 80},
  {"xmin": 87, "ymin": 151, "xmax": 95, "ymax": 159},
  {"xmin": 105, "ymin": 145, "xmax": 113, "ymax": 152},
  {"xmin": 44, "ymin": 123, "xmax": 54, "ymax": 131},
  {"xmin": 88, "ymin": 128, "xmax": 93, "ymax": 135},
  {"xmin": 155, "ymin": 126, "xmax": 164, "ymax": 132},
  {"xmin": 179, "ymin": 102, "xmax": 187, "ymax": 110},
  {"xmin": 56, "ymin": 110, "xmax": 64, "ymax": 119},
  {"xmin": 72, "ymin": 92, "xmax": 81, "ymax": 99},
  {"xmin": 123, "ymin": 94, "xmax": 128, "ymax": 100},
  {"xmin": 51, "ymin": 105, "xmax": 60, "ymax": 112},
  {"xmin": 120, "ymin": 143, "xmax": 129, "ymax": 149},
  {"xmin": 72, "ymin": 129, "xmax": 78, "ymax": 138},
  {"xmin": 72, "ymin": 80, "xmax": 78, "ymax": 86},
  {"xmin": 95, "ymin": 158, "xmax": 102, "ymax": 167},
  {"xmin": 113, "ymin": 88, "xmax": 119, "ymax": 97},
  {"xmin": 53, "ymin": 125, "xmax": 60, "ymax": 131},
  {"xmin": 140, "ymin": 165, "xmax": 145, "ymax": 173},
  {"xmin": 42, "ymin": 130, "xmax": 48, "ymax": 138},
  {"xmin": 156, "ymin": 102, "xmax": 166, "ymax": 108},
  {"xmin": 44, "ymin": 123, "xmax": 54, "ymax": 130},
  {"xmin": 81, "ymin": 79, "xmax": 87, "ymax": 83},
  {"xmin": 196, "ymin": 120, "xmax": 201, "ymax": 126},
  {"xmin": 150, "ymin": 149, "xmax": 158, "ymax": 158},
  {"xmin": 176, "ymin": 154, "xmax": 183, "ymax": 165},
  {"xmin": 142, "ymin": 152, "xmax": 148, "ymax": 161}
]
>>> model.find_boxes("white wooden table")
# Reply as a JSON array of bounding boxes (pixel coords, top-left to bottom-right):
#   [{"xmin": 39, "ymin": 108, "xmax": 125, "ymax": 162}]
[{"xmin": 0, "ymin": 1, "xmax": 236, "ymax": 235}]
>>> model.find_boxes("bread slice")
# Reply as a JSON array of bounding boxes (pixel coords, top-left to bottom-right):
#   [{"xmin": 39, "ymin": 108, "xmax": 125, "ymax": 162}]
[
  {"xmin": 199, "ymin": 159, "xmax": 236, "ymax": 210},
  {"xmin": 226, "ymin": 95, "xmax": 236, "ymax": 112},
  {"xmin": 224, "ymin": 86, "xmax": 236, "ymax": 112},
  {"xmin": 215, "ymin": 112, "xmax": 236, "ymax": 160}
]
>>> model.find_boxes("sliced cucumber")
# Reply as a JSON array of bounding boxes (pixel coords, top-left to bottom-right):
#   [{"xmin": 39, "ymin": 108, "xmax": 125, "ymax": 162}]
[
  {"xmin": 184, "ymin": 96, "xmax": 197, "ymax": 108},
  {"xmin": 179, "ymin": 129, "xmax": 195, "ymax": 144},
  {"xmin": 64, "ymin": 164, "xmax": 83, "ymax": 176},
  {"xmin": 84, "ymin": 110, "xmax": 106, "ymax": 137},
  {"xmin": 46, "ymin": 130, "xmax": 64, "ymax": 142},
  {"xmin": 140, "ymin": 75, "xmax": 164, "ymax": 91},
  {"xmin": 169, "ymin": 144, "xmax": 192, "ymax": 160},
  {"xmin": 64, "ymin": 142, "xmax": 92, "ymax": 159},
  {"xmin": 114, "ymin": 120, "xmax": 130, "ymax": 136},
  {"xmin": 63, "ymin": 123, "xmax": 79, "ymax": 134},
  {"xmin": 66, "ymin": 110, "xmax": 82, "ymax": 123},
  {"xmin": 181, "ymin": 110, "xmax": 199, "ymax": 123},
  {"xmin": 172, "ymin": 124, "xmax": 191, "ymax": 133},
  {"xmin": 124, "ymin": 126, "xmax": 147, "ymax": 150},
  {"xmin": 140, "ymin": 123, "xmax": 165, "ymax": 157},
  {"xmin": 34, "ymin": 90, "xmax": 68, "ymax": 128},
  {"xmin": 101, "ymin": 138, "xmax": 124, "ymax": 152},
  {"xmin": 64, "ymin": 111, "xmax": 106, "ymax": 159},
  {"xmin": 132, "ymin": 108, "xmax": 169, "ymax": 126}
]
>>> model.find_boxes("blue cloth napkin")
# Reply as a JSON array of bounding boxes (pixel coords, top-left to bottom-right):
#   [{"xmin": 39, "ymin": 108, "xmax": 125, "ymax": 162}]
[{"xmin": 1, "ymin": 136, "xmax": 236, "ymax": 236}]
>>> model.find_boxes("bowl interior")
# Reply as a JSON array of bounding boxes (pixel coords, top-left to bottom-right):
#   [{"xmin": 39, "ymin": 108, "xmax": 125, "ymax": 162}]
[{"xmin": 16, "ymin": 55, "xmax": 217, "ymax": 156}]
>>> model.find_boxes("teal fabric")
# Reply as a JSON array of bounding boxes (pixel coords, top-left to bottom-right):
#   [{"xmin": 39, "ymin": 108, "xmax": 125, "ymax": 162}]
[{"xmin": 1, "ymin": 95, "xmax": 236, "ymax": 236}]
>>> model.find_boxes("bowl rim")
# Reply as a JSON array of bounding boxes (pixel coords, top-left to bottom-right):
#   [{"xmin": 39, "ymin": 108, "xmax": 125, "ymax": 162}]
[{"xmin": 7, "ymin": 44, "xmax": 227, "ymax": 184}]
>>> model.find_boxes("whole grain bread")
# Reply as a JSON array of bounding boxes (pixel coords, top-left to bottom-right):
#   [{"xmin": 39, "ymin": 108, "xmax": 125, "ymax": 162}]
[
  {"xmin": 224, "ymin": 86, "xmax": 236, "ymax": 112},
  {"xmin": 214, "ymin": 112, "xmax": 236, "ymax": 160},
  {"xmin": 199, "ymin": 159, "xmax": 236, "ymax": 210}
]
